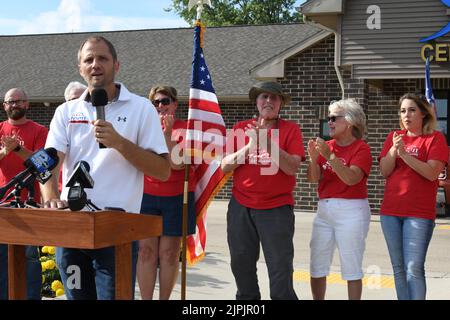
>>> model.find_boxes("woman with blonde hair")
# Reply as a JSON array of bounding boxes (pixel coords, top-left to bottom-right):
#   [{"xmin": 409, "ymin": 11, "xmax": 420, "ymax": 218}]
[
  {"xmin": 379, "ymin": 93, "xmax": 448, "ymax": 300},
  {"xmin": 307, "ymin": 98, "xmax": 372, "ymax": 300}
]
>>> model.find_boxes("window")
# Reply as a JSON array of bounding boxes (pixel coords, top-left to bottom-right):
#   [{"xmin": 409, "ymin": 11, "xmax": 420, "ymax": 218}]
[{"xmin": 434, "ymin": 91, "xmax": 449, "ymax": 144}]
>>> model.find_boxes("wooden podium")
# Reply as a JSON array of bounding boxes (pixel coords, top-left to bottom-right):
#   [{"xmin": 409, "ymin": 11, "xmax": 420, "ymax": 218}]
[{"xmin": 0, "ymin": 207, "xmax": 162, "ymax": 300}]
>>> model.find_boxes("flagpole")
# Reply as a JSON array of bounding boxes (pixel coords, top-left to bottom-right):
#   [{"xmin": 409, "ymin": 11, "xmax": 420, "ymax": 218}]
[
  {"xmin": 181, "ymin": 0, "xmax": 212, "ymax": 301},
  {"xmin": 181, "ymin": 164, "xmax": 189, "ymax": 300}
]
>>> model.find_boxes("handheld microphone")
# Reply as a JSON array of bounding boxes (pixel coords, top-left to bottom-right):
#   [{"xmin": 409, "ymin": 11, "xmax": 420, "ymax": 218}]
[
  {"xmin": 0, "ymin": 148, "xmax": 59, "ymax": 200},
  {"xmin": 66, "ymin": 161, "xmax": 94, "ymax": 211},
  {"xmin": 91, "ymin": 88, "xmax": 108, "ymax": 149}
]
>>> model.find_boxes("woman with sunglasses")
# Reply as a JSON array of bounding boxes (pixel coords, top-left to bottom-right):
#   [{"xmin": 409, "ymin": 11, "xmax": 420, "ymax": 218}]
[
  {"xmin": 137, "ymin": 85, "xmax": 196, "ymax": 300},
  {"xmin": 307, "ymin": 99, "xmax": 372, "ymax": 300},
  {"xmin": 379, "ymin": 93, "xmax": 447, "ymax": 300}
]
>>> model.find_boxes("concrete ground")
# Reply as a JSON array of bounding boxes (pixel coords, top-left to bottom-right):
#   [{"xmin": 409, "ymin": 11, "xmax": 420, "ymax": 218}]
[
  {"xmin": 51, "ymin": 200, "xmax": 450, "ymax": 301},
  {"xmin": 150, "ymin": 201, "xmax": 450, "ymax": 300}
]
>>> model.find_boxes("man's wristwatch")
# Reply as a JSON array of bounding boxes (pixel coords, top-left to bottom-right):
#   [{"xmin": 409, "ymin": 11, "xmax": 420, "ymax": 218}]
[
  {"xmin": 13, "ymin": 145, "xmax": 21, "ymax": 152},
  {"xmin": 328, "ymin": 153, "xmax": 336, "ymax": 161}
]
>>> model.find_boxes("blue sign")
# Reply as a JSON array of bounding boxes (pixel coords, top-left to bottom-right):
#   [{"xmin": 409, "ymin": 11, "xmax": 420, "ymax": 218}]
[{"xmin": 420, "ymin": 0, "xmax": 450, "ymax": 42}]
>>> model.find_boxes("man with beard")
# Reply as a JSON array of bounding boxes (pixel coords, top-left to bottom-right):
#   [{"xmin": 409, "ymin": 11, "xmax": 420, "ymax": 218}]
[
  {"xmin": 41, "ymin": 36, "xmax": 170, "ymax": 300},
  {"xmin": 0, "ymin": 88, "xmax": 48, "ymax": 300}
]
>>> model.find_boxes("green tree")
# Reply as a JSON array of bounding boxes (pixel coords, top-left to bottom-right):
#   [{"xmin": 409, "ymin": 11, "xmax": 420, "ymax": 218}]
[{"xmin": 166, "ymin": 0, "xmax": 302, "ymax": 26}]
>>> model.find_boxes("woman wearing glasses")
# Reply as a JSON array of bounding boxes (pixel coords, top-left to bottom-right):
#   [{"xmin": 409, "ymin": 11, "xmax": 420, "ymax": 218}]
[
  {"xmin": 307, "ymin": 99, "xmax": 372, "ymax": 300},
  {"xmin": 379, "ymin": 93, "xmax": 447, "ymax": 300},
  {"xmin": 137, "ymin": 85, "xmax": 196, "ymax": 299}
]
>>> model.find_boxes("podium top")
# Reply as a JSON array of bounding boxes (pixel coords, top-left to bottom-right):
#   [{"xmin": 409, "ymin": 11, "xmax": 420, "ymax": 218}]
[{"xmin": 0, "ymin": 208, "xmax": 162, "ymax": 249}]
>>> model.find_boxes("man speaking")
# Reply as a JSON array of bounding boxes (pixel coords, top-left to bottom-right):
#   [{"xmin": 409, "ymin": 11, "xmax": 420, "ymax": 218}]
[{"xmin": 41, "ymin": 36, "xmax": 170, "ymax": 300}]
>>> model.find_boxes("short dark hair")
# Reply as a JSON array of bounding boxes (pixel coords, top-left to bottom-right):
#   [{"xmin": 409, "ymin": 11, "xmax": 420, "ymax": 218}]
[{"xmin": 78, "ymin": 36, "xmax": 118, "ymax": 62}]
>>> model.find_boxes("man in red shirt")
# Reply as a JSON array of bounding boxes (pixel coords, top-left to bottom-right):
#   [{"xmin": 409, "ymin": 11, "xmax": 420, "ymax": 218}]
[
  {"xmin": 0, "ymin": 88, "xmax": 48, "ymax": 300},
  {"xmin": 221, "ymin": 82, "xmax": 305, "ymax": 300}
]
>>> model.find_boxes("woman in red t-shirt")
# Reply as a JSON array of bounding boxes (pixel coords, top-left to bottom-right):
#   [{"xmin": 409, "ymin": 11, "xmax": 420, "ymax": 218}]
[
  {"xmin": 137, "ymin": 86, "xmax": 196, "ymax": 300},
  {"xmin": 379, "ymin": 93, "xmax": 448, "ymax": 300},
  {"xmin": 307, "ymin": 99, "xmax": 372, "ymax": 300}
]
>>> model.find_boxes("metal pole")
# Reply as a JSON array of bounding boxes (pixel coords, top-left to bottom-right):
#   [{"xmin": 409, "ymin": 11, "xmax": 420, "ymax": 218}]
[{"xmin": 181, "ymin": 164, "xmax": 190, "ymax": 300}]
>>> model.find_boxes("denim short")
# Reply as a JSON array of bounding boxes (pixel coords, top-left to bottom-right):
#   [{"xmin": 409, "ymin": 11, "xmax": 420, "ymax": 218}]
[{"xmin": 140, "ymin": 192, "xmax": 196, "ymax": 236}]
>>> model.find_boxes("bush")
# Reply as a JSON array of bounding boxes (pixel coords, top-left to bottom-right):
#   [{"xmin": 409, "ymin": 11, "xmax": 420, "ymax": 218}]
[{"xmin": 40, "ymin": 246, "xmax": 64, "ymax": 298}]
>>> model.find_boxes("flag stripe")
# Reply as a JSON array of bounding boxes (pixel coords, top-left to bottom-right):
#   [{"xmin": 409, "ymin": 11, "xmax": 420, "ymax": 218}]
[
  {"xmin": 186, "ymin": 121, "xmax": 226, "ymax": 136},
  {"xmin": 189, "ymin": 98, "xmax": 222, "ymax": 115},
  {"xmin": 188, "ymin": 108, "xmax": 226, "ymax": 127},
  {"xmin": 189, "ymin": 88, "xmax": 219, "ymax": 104},
  {"xmin": 195, "ymin": 160, "xmax": 221, "ymax": 197},
  {"xmin": 186, "ymin": 129, "xmax": 226, "ymax": 146}
]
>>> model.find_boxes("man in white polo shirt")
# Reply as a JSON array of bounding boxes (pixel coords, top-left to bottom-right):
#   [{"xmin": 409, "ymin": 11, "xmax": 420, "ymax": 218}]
[{"xmin": 41, "ymin": 36, "xmax": 170, "ymax": 300}]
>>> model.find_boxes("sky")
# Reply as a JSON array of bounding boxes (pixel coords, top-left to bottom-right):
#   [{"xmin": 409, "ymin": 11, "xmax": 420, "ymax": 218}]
[{"xmin": 0, "ymin": 0, "xmax": 306, "ymax": 35}]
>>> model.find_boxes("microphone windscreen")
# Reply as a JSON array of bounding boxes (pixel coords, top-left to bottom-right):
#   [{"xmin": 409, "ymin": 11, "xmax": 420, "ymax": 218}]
[
  {"xmin": 73, "ymin": 160, "xmax": 90, "ymax": 172},
  {"xmin": 91, "ymin": 88, "xmax": 108, "ymax": 106},
  {"xmin": 44, "ymin": 147, "xmax": 59, "ymax": 170}
]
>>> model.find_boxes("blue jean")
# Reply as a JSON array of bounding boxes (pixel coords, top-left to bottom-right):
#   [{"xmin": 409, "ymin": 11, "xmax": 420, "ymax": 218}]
[
  {"xmin": 380, "ymin": 215, "xmax": 435, "ymax": 300},
  {"xmin": 55, "ymin": 241, "xmax": 138, "ymax": 300},
  {"xmin": 0, "ymin": 244, "xmax": 42, "ymax": 300}
]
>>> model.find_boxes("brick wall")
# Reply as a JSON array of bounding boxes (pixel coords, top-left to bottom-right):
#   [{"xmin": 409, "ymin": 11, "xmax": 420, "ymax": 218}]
[{"xmin": 0, "ymin": 102, "xmax": 59, "ymax": 126}]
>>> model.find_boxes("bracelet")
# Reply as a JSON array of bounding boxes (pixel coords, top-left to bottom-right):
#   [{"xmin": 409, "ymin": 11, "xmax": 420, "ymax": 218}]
[{"xmin": 13, "ymin": 145, "xmax": 21, "ymax": 152}]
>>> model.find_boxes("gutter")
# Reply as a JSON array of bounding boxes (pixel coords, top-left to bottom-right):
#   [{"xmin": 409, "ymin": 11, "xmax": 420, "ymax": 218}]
[{"xmin": 303, "ymin": 17, "xmax": 345, "ymax": 99}]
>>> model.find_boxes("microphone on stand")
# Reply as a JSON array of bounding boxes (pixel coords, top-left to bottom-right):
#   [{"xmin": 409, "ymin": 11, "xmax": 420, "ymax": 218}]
[
  {"xmin": 0, "ymin": 148, "xmax": 59, "ymax": 203},
  {"xmin": 91, "ymin": 88, "xmax": 108, "ymax": 149},
  {"xmin": 66, "ymin": 161, "xmax": 95, "ymax": 211}
]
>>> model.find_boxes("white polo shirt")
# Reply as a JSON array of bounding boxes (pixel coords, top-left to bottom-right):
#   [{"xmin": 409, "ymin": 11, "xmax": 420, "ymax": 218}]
[{"xmin": 46, "ymin": 83, "xmax": 168, "ymax": 213}]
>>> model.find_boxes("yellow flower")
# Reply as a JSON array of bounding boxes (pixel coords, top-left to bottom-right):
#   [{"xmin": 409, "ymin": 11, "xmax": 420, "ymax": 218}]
[
  {"xmin": 55, "ymin": 289, "xmax": 65, "ymax": 297},
  {"xmin": 51, "ymin": 280, "xmax": 64, "ymax": 292},
  {"xmin": 41, "ymin": 262, "xmax": 47, "ymax": 272},
  {"xmin": 47, "ymin": 247, "xmax": 56, "ymax": 255},
  {"xmin": 41, "ymin": 246, "xmax": 48, "ymax": 254},
  {"xmin": 44, "ymin": 260, "xmax": 56, "ymax": 270},
  {"xmin": 39, "ymin": 256, "xmax": 47, "ymax": 262}
]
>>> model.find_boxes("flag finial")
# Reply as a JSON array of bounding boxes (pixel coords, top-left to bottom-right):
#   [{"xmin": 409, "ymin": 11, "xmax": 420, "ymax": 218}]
[{"xmin": 188, "ymin": 0, "xmax": 212, "ymax": 20}]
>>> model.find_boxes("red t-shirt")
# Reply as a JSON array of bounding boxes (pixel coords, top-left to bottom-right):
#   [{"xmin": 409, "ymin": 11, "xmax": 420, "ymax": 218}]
[
  {"xmin": 144, "ymin": 119, "xmax": 195, "ymax": 196},
  {"xmin": 0, "ymin": 120, "xmax": 48, "ymax": 202},
  {"xmin": 379, "ymin": 130, "xmax": 448, "ymax": 220},
  {"xmin": 317, "ymin": 139, "xmax": 372, "ymax": 199},
  {"xmin": 229, "ymin": 118, "xmax": 305, "ymax": 209}
]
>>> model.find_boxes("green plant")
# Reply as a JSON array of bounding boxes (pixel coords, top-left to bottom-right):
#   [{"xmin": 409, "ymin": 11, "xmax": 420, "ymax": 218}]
[{"xmin": 40, "ymin": 246, "xmax": 64, "ymax": 298}]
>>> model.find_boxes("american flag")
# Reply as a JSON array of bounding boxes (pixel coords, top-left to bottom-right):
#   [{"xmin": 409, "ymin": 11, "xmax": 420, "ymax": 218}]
[
  {"xmin": 425, "ymin": 56, "xmax": 437, "ymax": 116},
  {"xmin": 186, "ymin": 21, "xmax": 228, "ymax": 265}
]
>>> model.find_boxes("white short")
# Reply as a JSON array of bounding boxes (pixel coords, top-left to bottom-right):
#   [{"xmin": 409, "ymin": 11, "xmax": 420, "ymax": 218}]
[{"xmin": 310, "ymin": 198, "xmax": 371, "ymax": 281}]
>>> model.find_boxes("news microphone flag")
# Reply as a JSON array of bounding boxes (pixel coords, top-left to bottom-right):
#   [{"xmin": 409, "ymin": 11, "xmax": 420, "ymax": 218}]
[
  {"xmin": 425, "ymin": 56, "xmax": 437, "ymax": 116},
  {"xmin": 186, "ymin": 21, "xmax": 229, "ymax": 265}
]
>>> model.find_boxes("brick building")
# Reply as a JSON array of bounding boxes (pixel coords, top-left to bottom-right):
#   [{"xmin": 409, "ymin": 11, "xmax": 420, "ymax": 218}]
[{"xmin": 0, "ymin": 0, "xmax": 449, "ymax": 213}]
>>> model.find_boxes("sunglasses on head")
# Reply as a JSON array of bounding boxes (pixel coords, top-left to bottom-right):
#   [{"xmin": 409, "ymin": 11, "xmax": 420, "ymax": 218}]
[
  {"xmin": 327, "ymin": 115, "xmax": 344, "ymax": 122},
  {"xmin": 152, "ymin": 97, "xmax": 171, "ymax": 106}
]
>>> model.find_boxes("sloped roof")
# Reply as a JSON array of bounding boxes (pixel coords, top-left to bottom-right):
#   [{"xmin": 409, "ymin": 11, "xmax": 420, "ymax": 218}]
[{"xmin": 0, "ymin": 23, "xmax": 322, "ymax": 101}]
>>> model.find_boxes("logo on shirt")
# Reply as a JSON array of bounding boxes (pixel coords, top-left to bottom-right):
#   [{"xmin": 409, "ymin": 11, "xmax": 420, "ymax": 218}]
[
  {"xmin": 322, "ymin": 157, "xmax": 347, "ymax": 172},
  {"xmin": 405, "ymin": 144, "xmax": 419, "ymax": 157},
  {"xmin": 248, "ymin": 149, "xmax": 272, "ymax": 166},
  {"xmin": 69, "ymin": 112, "xmax": 89, "ymax": 124},
  {"xmin": 117, "ymin": 116, "xmax": 127, "ymax": 122}
]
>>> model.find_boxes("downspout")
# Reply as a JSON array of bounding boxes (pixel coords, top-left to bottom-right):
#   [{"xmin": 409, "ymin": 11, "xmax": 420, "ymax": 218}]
[{"xmin": 303, "ymin": 18, "xmax": 345, "ymax": 99}]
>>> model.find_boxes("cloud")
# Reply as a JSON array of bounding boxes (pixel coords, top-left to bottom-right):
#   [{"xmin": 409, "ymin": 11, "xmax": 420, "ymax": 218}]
[{"xmin": 5, "ymin": 0, "xmax": 188, "ymax": 35}]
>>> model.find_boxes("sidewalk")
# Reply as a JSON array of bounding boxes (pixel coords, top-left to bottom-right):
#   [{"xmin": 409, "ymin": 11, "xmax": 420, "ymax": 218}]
[{"xmin": 152, "ymin": 201, "xmax": 450, "ymax": 300}]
